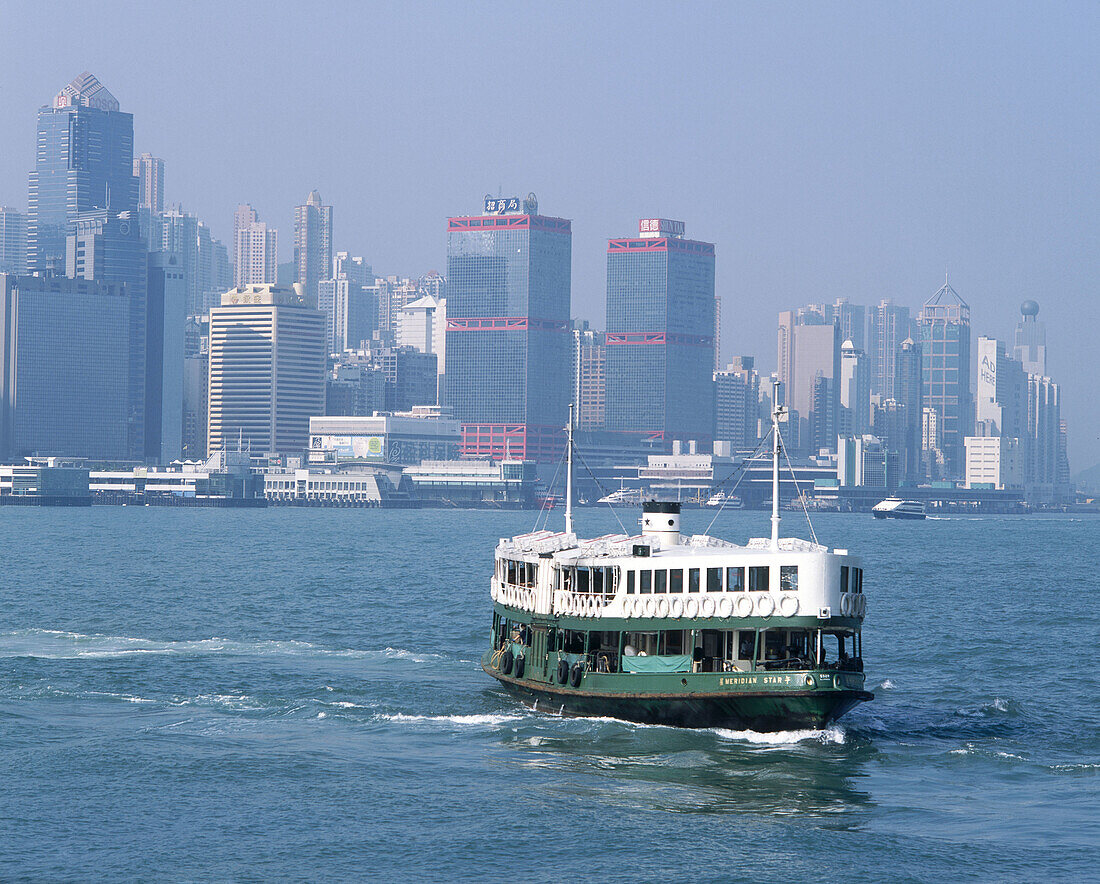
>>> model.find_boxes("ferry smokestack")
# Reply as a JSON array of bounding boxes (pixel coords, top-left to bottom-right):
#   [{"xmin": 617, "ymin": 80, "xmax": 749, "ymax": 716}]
[{"xmin": 642, "ymin": 500, "xmax": 681, "ymax": 546}]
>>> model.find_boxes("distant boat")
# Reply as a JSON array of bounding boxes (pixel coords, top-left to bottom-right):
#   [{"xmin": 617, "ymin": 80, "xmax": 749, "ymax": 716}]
[
  {"xmin": 872, "ymin": 498, "xmax": 926, "ymax": 520},
  {"xmin": 597, "ymin": 487, "xmax": 644, "ymax": 506},
  {"xmin": 704, "ymin": 492, "xmax": 742, "ymax": 508}
]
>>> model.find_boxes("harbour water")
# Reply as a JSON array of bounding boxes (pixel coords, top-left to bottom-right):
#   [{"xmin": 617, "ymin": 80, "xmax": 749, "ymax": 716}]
[{"xmin": 1, "ymin": 507, "xmax": 1097, "ymax": 881}]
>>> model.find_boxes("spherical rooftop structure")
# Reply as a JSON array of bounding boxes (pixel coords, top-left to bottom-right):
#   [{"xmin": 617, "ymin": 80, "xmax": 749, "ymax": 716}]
[{"xmin": 1021, "ymin": 299, "xmax": 1040, "ymax": 317}]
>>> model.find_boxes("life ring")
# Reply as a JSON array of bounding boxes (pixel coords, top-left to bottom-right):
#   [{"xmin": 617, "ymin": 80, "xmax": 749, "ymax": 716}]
[
  {"xmin": 701, "ymin": 597, "xmax": 716, "ymax": 618},
  {"xmin": 645, "ymin": 598, "xmax": 657, "ymax": 617},
  {"xmin": 858, "ymin": 595, "xmax": 867, "ymax": 616},
  {"xmin": 840, "ymin": 595, "xmax": 852, "ymax": 616},
  {"xmin": 634, "ymin": 598, "xmax": 646, "ymax": 617},
  {"xmin": 656, "ymin": 598, "xmax": 670, "ymax": 618},
  {"xmin": 501, "ymin": 649, "xmax": 514, "ymax": 674},
  {"xmin": 671, "ymin": 598, "xmax": 684, "ymax": 618},
  {"xmin": 804, "ymin": 674, "xmax": 816, "ymax": 688},
  {"xmin": 592, "ymin": 598, "xmax": 602, "ymax": 619},
  {"xmin": 685, "ymin": 598, "xmax": 700, "ymax": 618},
  {"xmin": 779, "ymin": 595, "xmax": 798, "ymax": 617},
  {"xmin": 514, "ymin": 655, "xmax": 526, "ymax": 678},
  {"xmin": 756, "ymin": 595, "xmax": 775, "ymax": 618},
  {"xmin": 736, "ymin": 596, "xmax": 754, "ymax": 618},
  {"xmin": 718, "ymin": 597, "xmax": 733, "ymax": 618},
  {"xmin": 570, "ymin": 662, "xmax": 584, "ymax": 688},
  {"xmin": 557, "ymin": 658, "xmax": 569, "ymax": 684}
]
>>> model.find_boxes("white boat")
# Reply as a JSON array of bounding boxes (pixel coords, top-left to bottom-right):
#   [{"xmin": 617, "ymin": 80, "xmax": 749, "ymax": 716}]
[
  {"xmin": 704, "ymin": 492, "xmax": 742, "ymax": 508},
  {"xmin": 872, "ymin": 498, "xmax": 926, "ymax": 520},
  {"xmin": 597, "ymin": 487, "xmax": 644, "ymax": 506}
]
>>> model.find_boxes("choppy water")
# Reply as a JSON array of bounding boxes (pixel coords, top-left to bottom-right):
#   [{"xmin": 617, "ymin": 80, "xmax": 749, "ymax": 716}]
[{"xmin": 1, "ymin": 507, "xmax": 1097, "ymax": 881}]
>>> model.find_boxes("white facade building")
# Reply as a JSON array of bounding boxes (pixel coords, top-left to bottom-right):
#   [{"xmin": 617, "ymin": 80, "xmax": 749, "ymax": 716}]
[{"xmin": 965, "ymin": 435, "xmax": 1023, "ymax": 489}]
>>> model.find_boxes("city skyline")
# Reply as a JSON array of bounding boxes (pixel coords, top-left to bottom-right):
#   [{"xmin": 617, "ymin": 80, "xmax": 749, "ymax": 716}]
[{"xmin": 0, "ymin": 2, "xmax": 1096, "ymax": 469}]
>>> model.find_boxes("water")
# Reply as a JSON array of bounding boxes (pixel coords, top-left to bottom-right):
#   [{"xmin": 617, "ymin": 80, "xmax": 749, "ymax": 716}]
[{"xmin": 1, "ymin": 507, "xmax": 1097, "ymax": 881}]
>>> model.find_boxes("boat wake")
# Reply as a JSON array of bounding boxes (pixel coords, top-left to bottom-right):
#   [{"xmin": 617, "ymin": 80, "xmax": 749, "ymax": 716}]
[
  {"xmin": 712, "ymin": 726, "xmax": 846, "ymax": 746},
  {"xmin": 0, "ymin": 628, "xmax": 443, "ymax": 664}
]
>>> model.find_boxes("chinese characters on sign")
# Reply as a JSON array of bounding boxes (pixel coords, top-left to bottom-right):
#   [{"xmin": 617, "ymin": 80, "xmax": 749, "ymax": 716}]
[
  {"xmin": 484, "ymin": 197, "xmax": 522, "ymax": 215},
  {"xmin": 638, "ymin": 218, "xmax": 687, "ymax": 238}
]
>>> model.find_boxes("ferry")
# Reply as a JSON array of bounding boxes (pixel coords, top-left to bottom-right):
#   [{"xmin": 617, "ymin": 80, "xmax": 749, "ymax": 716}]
[
  {"xmin": 597, "ymin": 486, "xmax": 644, "ymax": 506},
  {"xmin": 482, "ymin": 387, "xmax": 872, "ymax": 731},
  {"xmin": 704, "ymin": 491, "xmax": 742, "ymax": 509},
  {"xmin": 872, "ymin": 498, "xmax": 926, "ymax": 520}
]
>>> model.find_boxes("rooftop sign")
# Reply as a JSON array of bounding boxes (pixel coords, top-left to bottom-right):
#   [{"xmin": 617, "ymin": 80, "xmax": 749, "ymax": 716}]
[{"xmin": 639, "ymin": 218, "xmax": 685, "ymax": 238}]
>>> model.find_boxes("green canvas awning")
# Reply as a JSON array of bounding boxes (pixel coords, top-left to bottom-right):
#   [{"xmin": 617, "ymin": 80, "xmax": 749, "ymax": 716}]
[{"xmin": 621, "ymin": 654, "xmax": 693, "ymax": 674}]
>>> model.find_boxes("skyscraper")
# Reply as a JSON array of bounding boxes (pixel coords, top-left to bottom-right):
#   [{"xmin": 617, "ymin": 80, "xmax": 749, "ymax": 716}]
[
  {"xmin": 919, "ymin": 279, "xmax": 972, "ymax": 479},
  {"xmin": 1013, "ymin": 300, "xmax": 1047, "ymax": 376},
  {"xmin": 66, "ymin": 209, "xmax": 148, "ymax": 458},
  {"xmin": 714, "ymin": 356, "xmax": 760, "ymax": 449},
  {"xmin": 0, "ymin": 208, "xmax": 27, "ymax": 275},
  {"xmin": 893, "ymin": 336, "xmax": 922, "ymax": 482},
  {"xmin": 868, "ymin": 300, "xmax": 914, "ymax": 398},
  {"xmin": 27, "ymin": 73, "xmax": 138, "ymax": 274},
  {"xmin": 838, "ymin": 339, "xmax": 870, "ymax": 437},
  {"xmin": 207, "ymin": 284, "xmax": 326, "ymax": 455},
  {"xmin": 572, "ymin": 323, "xmax": 607, "ymax": 432},
  {"xmin": 605, "ymin": 218, "xmax": 715, "ymax": 446},
  {"xmin": 444, "ymin": 194, "xmax": 571, "ymax": 460},
  {"xmin": 145, "ymin": 251, "xmax": 186, "ymax": 462},
  {"xmin": 134, "ymin": 153, "xmax": 165, "ymax": 213},
  {"xmin": 293, "ymin": 191, "xmax": 333, "ymax": 302},
  {"xmin": 0, "ymin": 274, "xmax": 130, "ymax": 459},
  {"xmin": 777, "ymin": 310, "xmax": 840, "ymax": 453},
  {"xmin": 233, "ymin": 204, "xmax": 278, "ymax": 286}
]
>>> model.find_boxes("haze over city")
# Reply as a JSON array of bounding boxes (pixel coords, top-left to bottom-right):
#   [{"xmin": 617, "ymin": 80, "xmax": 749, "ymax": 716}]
[{"xmin": 1, "ymin": 0, "xmax": 1097, "ymax": 471}]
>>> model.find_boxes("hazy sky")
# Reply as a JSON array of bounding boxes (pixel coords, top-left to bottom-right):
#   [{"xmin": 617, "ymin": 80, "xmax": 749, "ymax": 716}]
[{"xmin": 2, "ymin": 1, "xmax": 1097, "ymax": 468}]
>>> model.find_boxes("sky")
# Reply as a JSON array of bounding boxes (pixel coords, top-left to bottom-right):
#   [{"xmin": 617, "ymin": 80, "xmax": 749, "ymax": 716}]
[{"xmin": 1, "ymin": 1, "xmax": 1097, "ymax": 469}]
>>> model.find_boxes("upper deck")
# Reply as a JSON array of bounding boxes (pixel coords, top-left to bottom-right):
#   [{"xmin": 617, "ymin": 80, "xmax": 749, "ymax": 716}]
[{"xmin": 492, "ymin": 528, "xmax": 866, "ymax": 625}]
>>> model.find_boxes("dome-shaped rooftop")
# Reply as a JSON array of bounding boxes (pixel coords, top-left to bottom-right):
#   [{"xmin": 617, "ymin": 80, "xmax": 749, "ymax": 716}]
[{"xmin": 1021, "ymin": 299, "xmax": 1040, "ymax": 317}]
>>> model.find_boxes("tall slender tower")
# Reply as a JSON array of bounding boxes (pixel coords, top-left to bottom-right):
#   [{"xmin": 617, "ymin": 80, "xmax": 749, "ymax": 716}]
[
  {"xmin": 134, "ymin": 153, "xmax": 165, "ymax": 213},
  {"xmin": 605, "ymin": 218, "xmax": 716, "ymax": 447},
  {"xmin": 233, "ymin": 204, "xmax": 278, "ymax": 286},
  {"xmin": 919, "ymin": 278, "xmax": 972, "ymax": 479},
  {"xmin": 27, "ymin": 72, "xmax": 138, "ymax": 274},
  {"xmin": 444, "ymin": 193, "xmax": 571, "ymax": 460},
  {"xmin": 293, "ymin": 190, "xmax": 333, "ymax": 302}
]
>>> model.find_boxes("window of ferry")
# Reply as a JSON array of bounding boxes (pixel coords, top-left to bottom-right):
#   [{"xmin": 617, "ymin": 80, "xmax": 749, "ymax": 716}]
[
  {"xmin": 640, "ymin": 570, "xmax": 652, "ymax": 593},
  {"xmin": 840, "ymin": 565, "xmax": 849, "ymax": 593},
  {"xmin": 737, "ymin": 631, "xmax": 756, "ymax": 659},
  {"xmin": 593, "ymin": 568, "xmax": 604, "ymax": 594},
  {"xmin": 727, "ymin": 567, "xmax": 745, "ymax": 592},
  {"xmin": 688, "ymin": 568, "xmax": 701, "ymax": 593},
  {"xmin": 707, "ymin": 567, "xmax": 722, "ymax": 592},
  {"xmin": 577, "ymin": 569, "xmax": 590, "ymax": 593},
  {"xmin": 749, "ymin": 566, "xmax": 769, "ymax": 592},
  {"xmin": 855, "ymin": 568, "xmax": 864, "ymax": 593},
  {"xmin": 670, "ymin": 569, "xmax": 683, "ymax": 593},
  {"xmin": 655, "ymin": 570, "xmax": 667, "ymax": 593},
  {"xmin": 626, "ymin": 571, "xmax": 636, "ymax": 594},
  {"xmin": 780, "ymin": 566, "xmax": 798, "ymax": 592}
]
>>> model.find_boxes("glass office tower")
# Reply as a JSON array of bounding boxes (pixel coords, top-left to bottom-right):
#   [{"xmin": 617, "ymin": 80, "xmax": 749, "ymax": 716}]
[
  {"xmin": 444, "ymin": 195, "xmax": 571, "ymax": 461},
  {"xmin": 27, "ymin": 73, "xmax": 138, "ymax": 274},
  {"xmin": 919, "ymin": 279, "xmax": 972, "ymax": 479},
  {"xmin": 605, "ymin": 219, "xmax": 716, "ymax": 446}
]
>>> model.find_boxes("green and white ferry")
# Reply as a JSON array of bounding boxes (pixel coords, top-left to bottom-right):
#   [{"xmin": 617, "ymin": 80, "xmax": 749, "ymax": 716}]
[{"xmin": 482, "ymin": 390, "xmax": 873, "ymax": 731}]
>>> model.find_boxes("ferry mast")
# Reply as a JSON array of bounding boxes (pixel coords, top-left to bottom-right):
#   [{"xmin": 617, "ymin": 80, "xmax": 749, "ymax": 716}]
[
  {"xmin": 564, "ymin": 402, "xmax": 575, "ymax": 536},
  {"xmin": 771, "ymin": 379, "xmax": 783, "ymax": 549}
]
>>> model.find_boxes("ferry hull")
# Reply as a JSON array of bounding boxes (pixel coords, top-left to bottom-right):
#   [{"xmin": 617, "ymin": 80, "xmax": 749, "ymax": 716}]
[
  {"xmin": 872, "ymin": 511, "xmax": 925, "ymax": 520},
  {"xmin": 482, "ymin": 658, "xmax": 871, "ymax": 731}
]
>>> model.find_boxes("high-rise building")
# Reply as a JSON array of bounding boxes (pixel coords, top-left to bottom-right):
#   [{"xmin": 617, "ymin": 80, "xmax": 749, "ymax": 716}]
[
  {"xmin": 159, "ymin": 208, "xmax": 200, "ymax": 313},
  {"xmin": 66, "ymin": 209, "xmax": 148, "ymax": 459},
  {"xmin": 0, "ymin": 274, "xmax": 130, "ymax": 459},
  {"xmin": 1025, "ymin": 374, "xmax": 1062, "ymax": 496},
  {"xmin": 868, "ymin": 300, "xmax": 914, "ymax": 399},
  {"xmin": 325, "ymin": 361, "xmax": 386, "ymax": 416},
  {"xmin": 571, "ymin": 323, "xmax": 607, "ymax": 432},
  {"xmin": 605, "ymin": 218, "xmax": 715, "ymax": 447},
  {"xmin": 919, "ymin": 279, "xmax": 972, "ymax": 479},
  {"xmin": 444, "ymin": 194, "xmax": 571, "ymax": 460},
  {"xmin": 233, "ymin": 204, "xmax": 277, "ymax": 286},
  {"xmin": 714, "ymin": 356, "xmax": 759, "ymax": 450},
  {"xmin": 0, "ymin": 208, "xmax": 28, "ymax": 275},
  {"xmin": 375, "ymin": 346, "xmax": 438, "ymax": 412},
  {"xmin": 145, "ymin": 252, "xmax": 186, "ymax": 462},
  {"xmin": 27, "ymin": 73, "xmax": 138, "ymax": 274},
  {"xmin": 319, "ymin": 252, "xmax": 374, "ymax": 353},
  {"xmin": 196, "ymin": 222, "xmax": 232, "ymax": 314},
  {"xmin": 838, "ymin": 339, "xmax": 871, "ymax": 437},
  {"xmin": 975, "ymin": 336, "xmax": 1026, "ymax": 440},
  {"xmin": 965, "ymin": 436, "xmax": 1023, "ymax": 490},
  {"xmin": 891, "ymin": 336, "xmax": 922, "ymax": 482},
  {"xmin": 777, "ymin": 310, "xmax": 840, "ymax": 453},
  {"xmin": 293, "ymin": 190, "xmax": 333, "ymax": 302},
  {"xmin": 1013, "ymin": 300, "xmax": 1047, "ymax": 376},
  {"xmin": 207, "ymin": 284, "xmax": 326, "ymax": 455},
  {"xmin": 134, "ymin": 153, "xmax": 165, "ymax": 213}
]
